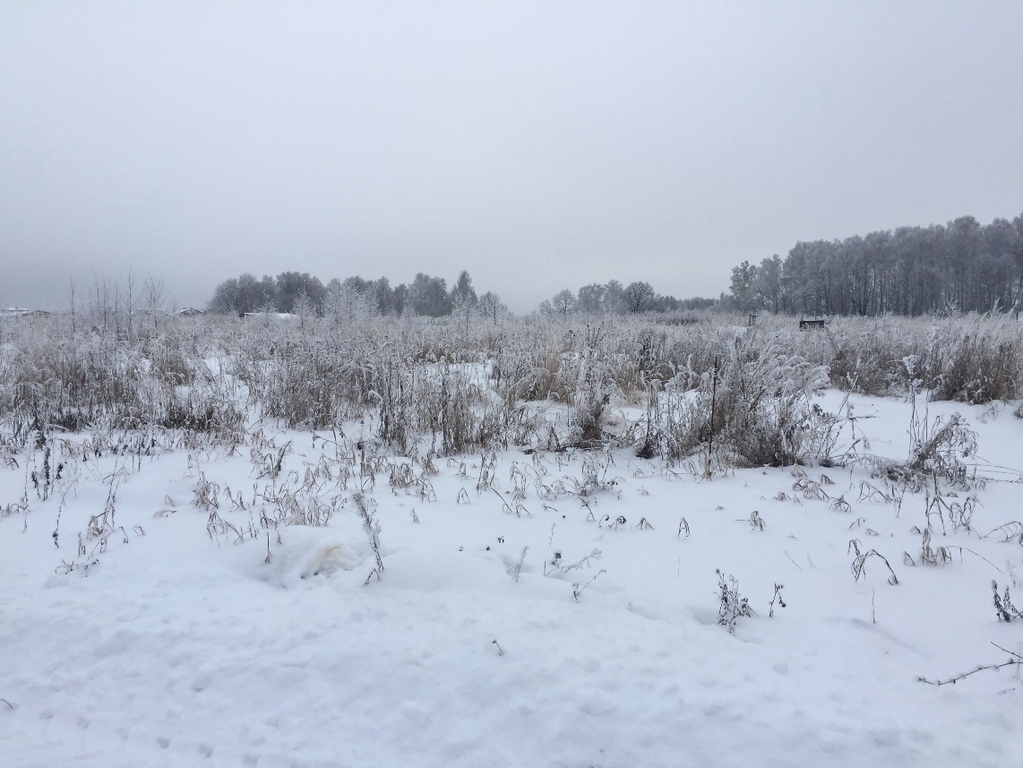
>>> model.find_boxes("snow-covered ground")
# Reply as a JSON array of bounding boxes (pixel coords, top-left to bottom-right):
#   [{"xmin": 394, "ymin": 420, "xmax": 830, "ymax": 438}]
[{"xmin": 2, "ymin": 391, "xmax": 1022, "ymax": 767}]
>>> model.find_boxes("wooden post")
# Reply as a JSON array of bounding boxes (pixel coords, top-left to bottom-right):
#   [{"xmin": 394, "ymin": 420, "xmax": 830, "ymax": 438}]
[{"xmin": 705, "ymin": 356, "xmax": 718, "ymax": 479}]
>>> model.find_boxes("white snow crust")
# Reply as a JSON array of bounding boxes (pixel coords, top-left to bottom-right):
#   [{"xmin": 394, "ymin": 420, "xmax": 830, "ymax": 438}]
[{"xmin": 2, "ymin": 391, "xmax": 1022, "ymax": 767}]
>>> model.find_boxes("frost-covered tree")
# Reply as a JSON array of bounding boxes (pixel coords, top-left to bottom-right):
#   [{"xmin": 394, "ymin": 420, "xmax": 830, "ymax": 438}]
[
  {"xmin": 409, "ymin": 273, "xmax": 451, "ymax": 317},
  {"xmin": 731, "ymin": 210, "xmax": 1023, "ymax": 317},
  {"xmin": 372, "ymin": 277, "xmax": 394, "ymax": 315},
  {"xmin": 208, "ymin": 273, "xmax": 276, "ymax": 314},
  {"xmin": 623, "ymin": 281, "xmax": 655, "ymax": 313},
  {"xmin": 275, "ymin": 272, "xmax": 326, "ymax": 314},
  {"xmin": 729, "ymin": 261, "xmax": 759, "ymax": 314},
  {"xmin": 293, "ymin": 292, "xmax": 318, "ymax": 331},
  {"xmin": 550, "ymin": 289, "xmax": 577, "ymax": 317},
  {"xmin": 324, "ymin": 278, "xmax": 375, "ymax": 324},
  {"xmin": 477, "ymin": 291, "xmax": 506, "ymax": 324},
  {"xmin": 604, "ymin": 280, "xmax": 627, "ymax": 314},
  {"xmin": 576, "ymin": 283, "xmax": 607, "ymax": 314},
  {"xmin": 391, "ymin": 283, "xmax": 410, "ymax": 316},
  {"xmin": 755, "ymin": 256, "xmax": 783, "ymax": 313},
  {"xmin": 450, "ymin": 270, "xmax": 478, "ymax": 308}
]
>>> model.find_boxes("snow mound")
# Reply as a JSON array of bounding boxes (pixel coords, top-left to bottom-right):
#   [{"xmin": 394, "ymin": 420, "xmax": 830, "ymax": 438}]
[{"xmin": 243, "ymin": 526, "xmax": 368, "ymax": 588}]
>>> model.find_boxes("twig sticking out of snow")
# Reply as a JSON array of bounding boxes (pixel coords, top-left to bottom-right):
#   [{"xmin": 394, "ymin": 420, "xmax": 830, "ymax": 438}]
[{"xmin": 918, "ymin": 643, "xmax": 1023, "ymax": 686}]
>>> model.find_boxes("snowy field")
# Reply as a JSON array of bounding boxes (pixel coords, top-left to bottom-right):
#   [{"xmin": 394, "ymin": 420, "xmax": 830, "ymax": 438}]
[{"xmin": 2, "ymin": 379, "xmax": 1022, "ymax": 767}]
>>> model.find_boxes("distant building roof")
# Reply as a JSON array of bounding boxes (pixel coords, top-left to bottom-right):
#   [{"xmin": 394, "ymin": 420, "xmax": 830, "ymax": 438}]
[{"xmin": 0, "ymin": 307, "xmax": 51, "ymax": 317}]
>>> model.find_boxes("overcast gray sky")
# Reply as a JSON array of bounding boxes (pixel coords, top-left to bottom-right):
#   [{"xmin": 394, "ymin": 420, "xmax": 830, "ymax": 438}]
[{"xmin": 2, "ymin": 1, "xmax": 1021, "ymax": 313}]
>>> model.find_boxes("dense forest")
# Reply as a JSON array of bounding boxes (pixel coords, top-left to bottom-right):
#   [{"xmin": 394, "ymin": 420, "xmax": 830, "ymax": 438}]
[
  {"xmin": 207, "ymin": 270, "xmax": 507, "ymax": 322},
  {"xmin": 206, "ymin": 211, "xmax": 1023, "ymax": 320},
  {"xmin": 725, "ymin": 212, "xmax": 1023, "ymax": 316},
  {"xmin": 536, "ymin": 281, "xmax": 712, "ymax": 317},
  {"xmin": 207, "ymin": 271, "xmax": 709, "ymax": 320}
]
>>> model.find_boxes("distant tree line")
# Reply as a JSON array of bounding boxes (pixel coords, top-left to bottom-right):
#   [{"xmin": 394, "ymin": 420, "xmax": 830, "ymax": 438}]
[
  {"xmin": 539, "ymin": 280, "xmax": 714, "ymax": 317},
  {"xmin": 725, "ymin": 212, "xmax": 1023, "ymax": 316},
  {"xmin": 207, "ymin": 270, "xmax": 507, "ymax": 321}
]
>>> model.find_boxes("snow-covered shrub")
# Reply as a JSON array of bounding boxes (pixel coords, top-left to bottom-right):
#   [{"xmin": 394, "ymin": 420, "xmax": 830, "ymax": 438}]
[
  {"xmin": 713, "ymin": 328, "xmax": 830, "ymax": 467},
  {"xmin": 782, "ymin": 314, "xmax": 1023, "ymax": 403},
  {"xmin": 992, "ymin": 581, "xmax": 1023, "ymax": 622},
  {"xmin": 2, "ymin": 309, "xmax": 1016, "ymax": 471},
  {"xmin": 354, "ymin": 492, "xmax": 384, "ymax": 583},
  {"xmin": 716, "ymin": 569, "xmax": 754, "ymax": 633},
  {"xmin": 926, "ymin": 320, "xmax": 1022, "ymax": 404},
  {"xmin": 825, "ymin": 319, "xmax": 920, "ymax": 396},
  {"xmin": 647, "ymin": 383, "xmax": 709, "ymax": 464},
  {"xmin": 434, "ymin": 364, "xmax": 506, "ymax": 456},
  {"xmin": 234, "ymin": 317, "xmax": 509, "ymax": 454},
  {"xmin": 489, "ymin": 321, "xmax": 572, "ymax": 403},
  {"xmin": 0, "ymin": 314, "xmax": 243, "ymax": 441},
  {"xmin": 873, "ymin": 407, "xmax": 978, "ymax": 491},
  {"xmin": 849, "ymin": 544, "xmax": 899, "ymax": 585}
]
